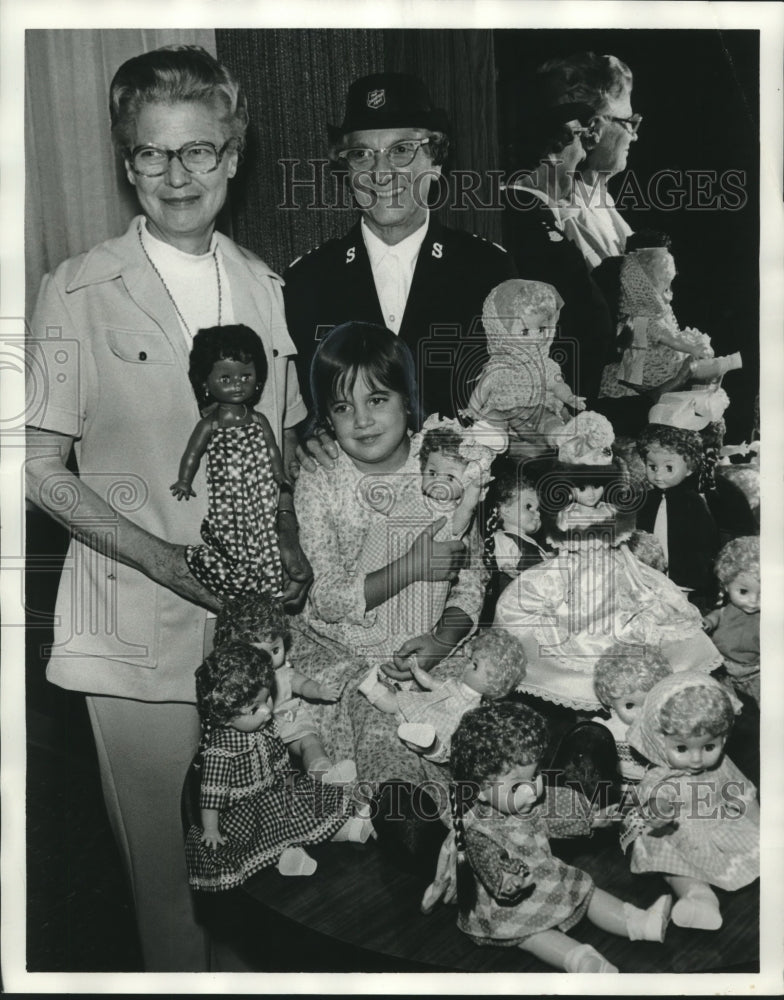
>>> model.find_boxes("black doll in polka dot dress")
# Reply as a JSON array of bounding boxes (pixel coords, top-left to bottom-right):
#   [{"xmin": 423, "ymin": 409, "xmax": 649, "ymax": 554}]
[{"xmin": 171, "ymin": 324, "xmax": 287, "ymax": 600}]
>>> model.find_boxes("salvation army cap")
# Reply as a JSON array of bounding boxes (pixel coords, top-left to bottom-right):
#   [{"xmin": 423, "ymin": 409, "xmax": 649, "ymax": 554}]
[{"xmin": 328, "ymin": 72, "xmax": 451, "ymax": 140}]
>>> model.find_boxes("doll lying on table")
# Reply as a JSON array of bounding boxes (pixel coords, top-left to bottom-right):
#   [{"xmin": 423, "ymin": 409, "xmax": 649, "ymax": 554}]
[
  {"xmin": 358, "ymin": 628, "xmax": 527, "ymax": 763},
  {"xmin": 597, "ymin": 230, "xmax": 742, "ymax": 400},
  {"xmin": 422, "ymin": 700, "xmax": 672, "ymax": 973},
  {"xmin": 462, "ymin": 279, "xmax": 585, "ymax": 451},
  {"xmin": 493, "ymin": 411, "xmax": 722, "ymax": 714},
  {"xmin": 621, "ymin": 671, "xmax": 759, "ymax": 930}
]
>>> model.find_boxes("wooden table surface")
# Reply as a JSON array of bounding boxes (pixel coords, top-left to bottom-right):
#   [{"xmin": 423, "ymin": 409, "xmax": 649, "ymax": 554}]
[{"xmin": 242, "ymin": 827, "xmax": 759, "ymax": 975}]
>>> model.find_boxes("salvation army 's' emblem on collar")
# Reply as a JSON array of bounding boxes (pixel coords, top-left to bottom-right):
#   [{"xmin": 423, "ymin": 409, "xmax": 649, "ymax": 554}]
[{"xmin": 367, "ymin": 89, "xmax": 386, "ymax": 110}]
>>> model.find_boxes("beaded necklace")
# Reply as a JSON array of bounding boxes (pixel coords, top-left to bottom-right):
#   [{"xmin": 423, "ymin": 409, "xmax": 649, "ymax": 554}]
[{"xmin": 137, "ymin": 220, "xmax": 222, "ymax": 337}]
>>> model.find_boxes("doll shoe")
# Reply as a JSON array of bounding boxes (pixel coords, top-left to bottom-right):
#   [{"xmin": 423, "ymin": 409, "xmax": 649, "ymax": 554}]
[
  {"xmin": 331, "ymin": 815, "xmax": 375, "ymax": 844},
  {"xmin": 277, "ymin": 846, "xmax": 317, "ymax": 876},
  {"xmin": 624, "ymin": 893, "xmax": 672, "ymax": 941},
  {"xmin": 321, "ymin": 759, "xmax": 358, "ymax": 785},
  {"xmin": 397, "ymin": 722, "xmax": 438, "ymax": 753},
  {"xmin": 672, "ymin": 892, "xmax": 722, "ymax": 930},
  {"xmin": 564, "ymin": 943, "xmax": 618, "ymax": 974},
  {"xmin": 545, "ymin": 719, "xmax": 621, "ymax": 810}
]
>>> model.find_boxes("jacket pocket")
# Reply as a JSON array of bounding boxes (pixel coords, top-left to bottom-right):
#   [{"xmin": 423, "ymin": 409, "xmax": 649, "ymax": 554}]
[{"xmin": 105, "ymin": 328, "xmax": 176, "ymax": 365}]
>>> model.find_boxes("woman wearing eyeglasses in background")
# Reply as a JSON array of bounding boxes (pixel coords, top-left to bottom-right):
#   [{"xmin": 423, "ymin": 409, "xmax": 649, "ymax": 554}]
[
  {"xmin": 535, "ymin": 52, "xmax": 641, "ymax": 270},
  {"xmin": 502, "ymin": 95, "xmax": 615, "ymax": 405},
  {"xmin": 25, "ymin": 45, "xmax": 312, "ymax": 971}
]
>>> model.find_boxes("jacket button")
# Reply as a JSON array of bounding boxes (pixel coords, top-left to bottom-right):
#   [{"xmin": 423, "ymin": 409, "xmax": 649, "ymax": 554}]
[
  {"xmin": 272, "ymin": 349, "xmax": 279, "ymax": 357},
  {"xmin": 139, "ymin": 351, "xmax": 147, "ymax": 361}
]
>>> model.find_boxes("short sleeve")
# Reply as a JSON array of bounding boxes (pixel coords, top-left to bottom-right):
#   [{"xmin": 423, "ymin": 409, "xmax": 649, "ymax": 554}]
[{"xmin": 198, "ymin": 748, "xmax": 234, "ymax": 811}]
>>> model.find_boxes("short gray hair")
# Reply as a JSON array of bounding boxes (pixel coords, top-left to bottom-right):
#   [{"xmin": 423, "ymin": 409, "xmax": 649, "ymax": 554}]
[
  {"xmin": 109, "ymin": 44, "xmax": 248, "ymax": 152},
  {"xmin": 536, "ymin": 52, "xmax": 633, "ymax": 114}
]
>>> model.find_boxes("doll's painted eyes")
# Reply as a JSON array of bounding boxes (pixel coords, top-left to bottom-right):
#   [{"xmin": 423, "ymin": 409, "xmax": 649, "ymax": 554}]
[{"xmin": 624, "ymin": 702, "xmax": 635, "ymax": 711}]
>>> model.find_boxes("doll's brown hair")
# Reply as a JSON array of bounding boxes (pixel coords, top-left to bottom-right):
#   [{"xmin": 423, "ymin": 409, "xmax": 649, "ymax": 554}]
[
  {"xmin": 195, "ymin": 642, "xmax": 273, "ymax": 729},
  {"xmin": 189, "ymin": 324, "xmax": 268, "ymax": 411},
  {"xmin": 215, "ymin": 592, "xmax": 290, "ymax": 650}
]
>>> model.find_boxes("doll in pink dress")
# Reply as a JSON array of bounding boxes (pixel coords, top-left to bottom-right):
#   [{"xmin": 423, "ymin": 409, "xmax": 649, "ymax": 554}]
[
  {"xmin": 444, "ymin": 700, "xmax": 672, "ymax": 973},
  {"xmin": 623, "ymin": 671, "xmax": 759, "ymax": 930}
]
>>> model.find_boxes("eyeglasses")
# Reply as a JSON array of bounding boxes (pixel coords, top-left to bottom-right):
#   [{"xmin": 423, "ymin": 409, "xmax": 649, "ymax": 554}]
[
  {"xmin": 126, "ymin": 139, "xmax": 235, "ymax": 177},
  {"xmin": 607, "ymin": 113, "xmax": 643, "ymax": 135},
  {"xmin": 336, "ymin": 138, "xmax": 431, "ymax": 170}
]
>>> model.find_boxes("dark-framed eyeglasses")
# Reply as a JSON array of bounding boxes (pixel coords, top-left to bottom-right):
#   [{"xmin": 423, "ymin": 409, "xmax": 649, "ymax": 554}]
[
  {"xmin": 607, "ymin": 114, "xmax": 643, "ymax": 135},
  {"xmin": 336, "ymin": 138, "xmax": 431, "ymax": 170},
  {"xmin": 126, "ymin": 139, "xmax": 236, "ymax": 177}
]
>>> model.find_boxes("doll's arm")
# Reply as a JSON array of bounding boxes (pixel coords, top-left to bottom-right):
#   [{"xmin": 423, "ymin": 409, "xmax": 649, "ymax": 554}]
[
  {"xmin": 200, "ymin": 807, "xmax": 227, "ymax": 850},
  {"xmin": 410, "ymin": 662, "xmax": 440, "ymax": 691},
  {"xmin": 465, "ymin": 826, "xmax": 533, "ymax": 901},
  {"xmin": 702, "ymin": 608, "xmax": 722, "ymax": 632},
  {"xmin": 253, "ymin": 411, "xmax": 291, "ymax": 489},
  {"xmin": 290, "ymin": 669, "xmax": 341, "ymax": 703},
  {"xmin": 171, "ymin": 419, "xmax": 213, "ymax": 500},
  {"xmin": 649, "ymin": 321, "xmax": 711, "ymax": 358}
]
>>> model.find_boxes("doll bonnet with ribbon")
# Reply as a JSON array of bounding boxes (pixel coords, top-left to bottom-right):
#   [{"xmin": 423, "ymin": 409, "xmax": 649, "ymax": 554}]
[
  {"xmin": 482, "ymin": 279, "xmax": 564, "ymax": 357},
  {"xmin": 412, "ymin": 415, "xmax": 508, "ymax": 487},
  {"xmin": 627, "ymin": 670, "xmax": 742, "ymax": 774},
  {"xmin": 648, "ymin": 386, "xmax": 730, "ymax": 432}
]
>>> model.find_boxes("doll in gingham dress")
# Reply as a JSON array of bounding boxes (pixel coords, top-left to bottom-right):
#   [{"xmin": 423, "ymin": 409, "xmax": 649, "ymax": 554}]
[
  {"xmin": 185, "ymin": 643, "xmax": 370, "ymax": 890},
  {"xmin": 623, "ymin": 671, "xmax": 759, "ymax": 930}
]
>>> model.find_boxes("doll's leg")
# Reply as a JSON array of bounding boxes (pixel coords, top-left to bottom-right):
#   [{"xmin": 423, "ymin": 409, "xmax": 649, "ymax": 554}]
[
  {"xmin": 357, "ymin": 667, "xmax": 400, "ymax": 714},
  {"xmin": 519, "ymin": 929, "xmax": 618, "ymax": 973},
  {"xmin": 666, "ymin": 875, "xmax": 722, "ymax": 930},
  {"xmin": 587, "ymin": 887, "xmax": 672, "ymax": 942},
  {"xmin": 293, "ymin": 733, "xmax": 357, "ymax": 784}
]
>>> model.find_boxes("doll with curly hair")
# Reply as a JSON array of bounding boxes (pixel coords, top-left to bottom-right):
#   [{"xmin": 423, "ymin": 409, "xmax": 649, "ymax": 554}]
[
  {"xmin": 358, "ymin": 629, "xmax": 527, "ymax": 763},
  {"xmin": 184, "ymin": 642, "xmax": 372, "ymax": 888},
  {"xmin": 171, "ymin": 324, "xmax": 289, "ymax": 600},
  {"xmin": 623, "ymin": 672, "xmax": 759, "ymax": 929},
  {"xmin": 635, "ymin": 423, "xmax": 720, "ymax": 609},
  {"xmin": 703, "ymin": 537, "xmax": 760, "ymax": 705},
  {"xmin": 445, "ymin": 700, "xmax": 672, "ymax": 973},
  {"xmin": 463, "ymin": 279, "xmax": 585, "ymax": 449},
  {"xmin": 215, "ymin": 593, "xmax": 355, "ymax": 782},
  {"xmin": 592, "ymin": 645, "xmax": 672, "ymax": 788}
]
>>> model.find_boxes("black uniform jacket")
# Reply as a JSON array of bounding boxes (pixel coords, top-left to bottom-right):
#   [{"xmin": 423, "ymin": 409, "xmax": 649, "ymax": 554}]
[{"xmin": 283, "ymin": 216, "xmax": 516, "ymax": 419}]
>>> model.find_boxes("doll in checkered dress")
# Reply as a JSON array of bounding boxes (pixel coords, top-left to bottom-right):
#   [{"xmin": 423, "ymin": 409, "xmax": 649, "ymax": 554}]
[
  {"xmin": 623, "ymin": 671, "xmax": 759, "ymax": 930},
  {"xmin": 185, "ymin": 643, "xmax": 371, "ymax": 890},
  {"xmin": 445, "ymin": 701, "xmax": 672, "ymax": 973}
]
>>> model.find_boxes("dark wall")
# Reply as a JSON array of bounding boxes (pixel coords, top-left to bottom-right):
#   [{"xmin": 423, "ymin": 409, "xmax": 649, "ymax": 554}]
[{"xmin": 495, "ymin": 29, "xmax": 759, "ymax": 439}]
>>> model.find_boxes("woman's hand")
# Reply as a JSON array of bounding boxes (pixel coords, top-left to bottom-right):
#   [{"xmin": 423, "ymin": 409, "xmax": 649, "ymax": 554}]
[
  {"xmin": 405, "ymin": 518, "xmax": 467, "ymax": 584},
  {"xmin": 170, "ymin": 480, "xmax": 196, "ymax": 501},
  {"xmin": 294, "ymin": 429, "xmax": 340, "ymax": 475},
  {"xmin": 276, "ymin": 520, "xmax": 314, "ymax": 611}
]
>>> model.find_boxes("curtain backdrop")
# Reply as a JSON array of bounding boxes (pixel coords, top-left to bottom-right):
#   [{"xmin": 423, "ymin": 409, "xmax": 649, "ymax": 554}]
[
  {"xmin": 24, "ymin": 29, "xmax": 217, "ymax": 318},
  {"xmin": 215, "ymin": 29, "xmax": 384, "ymax": 276}
]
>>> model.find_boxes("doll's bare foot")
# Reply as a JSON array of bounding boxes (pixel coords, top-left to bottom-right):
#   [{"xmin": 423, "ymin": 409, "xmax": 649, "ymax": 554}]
[
  {"xmin": 397, "ymin": 722, "xmax": 439, "ymax": 754},
  {"xmin": 277, "ymin": 846, "xmax": 317, "ymax": 876},
  {"xmin": 321, "ymin": 759, "xmax": 357, "ymax": 785},
  {"xmin": 564, "ymin": 943, "xmax": 618, "ymax": 973}
]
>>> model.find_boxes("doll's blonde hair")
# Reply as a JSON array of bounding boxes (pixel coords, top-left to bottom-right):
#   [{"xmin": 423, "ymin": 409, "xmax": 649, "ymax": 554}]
[
  {"xmin": 658, "ymin": 683, "xmax": 734, "ymax": 741},
  {"xmin": 714, "ymin": 535, "xmax": 759, "ymax": 588},
  {"xmin": 465, "ymin": 628, "xmax": 527, "ymax": 698},
  {"xmin": 594, "ymin": 645, "xmax": 671, "ymax": 706}
]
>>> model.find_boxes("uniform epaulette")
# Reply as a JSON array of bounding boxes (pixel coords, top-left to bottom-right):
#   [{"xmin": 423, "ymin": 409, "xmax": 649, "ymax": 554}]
[
  {"xmin": 286, "ymin": 244, "xmax": 322, "ymax": 271},
  {"xmin": 469, "ymin": 232, "xmax": 508, "ymax": 254}
]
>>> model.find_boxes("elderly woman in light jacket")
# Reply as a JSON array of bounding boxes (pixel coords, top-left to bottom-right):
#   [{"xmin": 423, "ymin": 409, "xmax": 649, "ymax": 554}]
[{"xmin": 25, "ymin": 45, "xmax": 311, "ymax": 971}]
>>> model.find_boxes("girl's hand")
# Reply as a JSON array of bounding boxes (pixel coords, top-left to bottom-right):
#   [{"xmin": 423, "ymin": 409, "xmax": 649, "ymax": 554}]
[
  {"xmin": 316, "ymin": 681, "xmax": 341, "ymax": 702},
  {"xmin": 201, "ymin": 828, "xmax": 227, "ymax": 850},
  {"xmin": 392, "ymin": 632, "xmax": 451, "ymax": 674},
  {"xmin": 406, "ymin": 519, "xmax": 467, "ymax": 584},
  {"xmin": 170, "ymin": 481, "xmax": 196, "ymax": 501}
]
